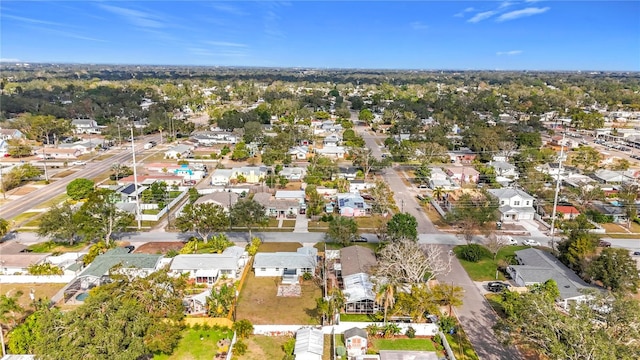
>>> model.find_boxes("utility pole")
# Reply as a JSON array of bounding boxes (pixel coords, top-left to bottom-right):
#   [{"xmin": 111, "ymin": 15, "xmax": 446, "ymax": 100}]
[
  {"xmin": 549, "ymin": 132, "xmax": 566, "ymax": 253},
  {"xmin": 131, "ymin": 127, "xmax": 142, "ymax": 230},
  {"xmin": 0, "ymin": 165, "xmax": 5, "ymax": 200},
  {"xmin": 42, "ymin": 145, "xmax": 49, "ymax": 183}
]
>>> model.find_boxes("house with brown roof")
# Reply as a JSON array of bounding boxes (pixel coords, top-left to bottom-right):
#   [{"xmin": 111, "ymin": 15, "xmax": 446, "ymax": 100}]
[
  {"xmin": 337, "ymin": 246, "xmax": 379, "ymax": 314},
  {"xmin": 554, "ymin": 205, "xmax": 580, "ymax": 220}
]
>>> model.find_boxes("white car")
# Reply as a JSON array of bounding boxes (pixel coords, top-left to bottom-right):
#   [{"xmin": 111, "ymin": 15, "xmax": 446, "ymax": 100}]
[
  {"xmin": 523, "ymin": 239, "xmax": 541, "ymax": 247},
  {"xmin": 70, "ymin": 161, "xmax": 87, "ymax": 166}
]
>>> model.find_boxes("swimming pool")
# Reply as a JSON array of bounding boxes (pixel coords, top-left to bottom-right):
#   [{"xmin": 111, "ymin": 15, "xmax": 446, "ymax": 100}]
[
  {"xmin": 610, "ymin": 201, "xmax": 623, "ymax": 207},
  {"xmin": 75, "ymin": 292, "xmax": 89, "ymax": 302}
]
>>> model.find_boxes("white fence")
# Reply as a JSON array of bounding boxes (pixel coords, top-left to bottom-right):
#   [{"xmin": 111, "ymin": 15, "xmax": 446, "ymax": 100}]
[
  {"xmin": 138, "ymin": 191, "xmax": 188, "ymax": 221},
  {"xmin": 252, "ymin": 322, "xmax": 438, "ymax": 336},
  {"xmin": 0, "ymin": 274, "xmax": 76, "ymax": 283}
]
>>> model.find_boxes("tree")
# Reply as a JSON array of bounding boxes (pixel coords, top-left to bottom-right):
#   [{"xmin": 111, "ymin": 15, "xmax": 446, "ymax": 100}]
[
  {"xmin": 447, "ymin": 192, "xmax": 499, "ymax": 227},
  {"xmin": 245, "ymin": 237, "xmax": 262, "ymax": 256},
  {"xmin": 65, "ymin": 178, "xmax": 94, "ymax": 200},
  {"xmin": 393, "ymin": 285, "xmax": 438, "ymax": 322},
  {"xmin": 231, "ymin": 141, "xmax": 250, "ymax": 161},
  {"xmin": 304, "ymin": 185, "xmax": 325, "ymax": 217},
  {"xmin": 414, "ymin": 161, "xmax": 432, "ymax": 185},
  {"xmin": 207, "ymin": 283, "xmax": 236, "ymax": 317},
  {"xmin": 386, "ymin": 213, "xmax": 418, "ymax": 241},
  {"xmin": 376, "ymin": 239, "xmax": 451, "ymax": 285},
  {"xmin": 110, "ymin": 164, "xmax": 133, "ymax": 180},
  {"xmin": 230, "ymin": 199, "xmax": 268, "ymax": 238},
  {"xmin": 375, "ymin": 281, "xmax": 397, "ymax": 324},
  {"xmin": 174, "ymin": 203, "xmax": 230, "ymax": 242},
  {"xmin": 7, "ymin": 140, "xmax": 32, "ymax": 158},
  {"xmin": 315, "ymin": 288, "xmax": 345, "ymax": 325},
  {"xmin": 327, "ymin": 216, "xmax": 358, "ymax": 246},
  {"xmin": 495, "ymin": 283, "xmax": 640, "ymax": 359},
  {"xmin": 1, "ymin": 291, "xmax": 25, "ymax": 356},
  {"xmin": 78, "ymin": 189, "xmax": 134, "ymax": 246},
  {"xmin": 568, "ymin": 182, "xmax": 604, "ymax": 207},
  {"xmin": 351, "ymin": 148, "xmax": 388, "ymax": 179},
  {"xmin": 587, "ymin": 248, "xmax": 640, "ymax": 293},
  {"xmin": 618, "ymin": 183, "xmax": 638, "ymax": 228},
  {"xmin": 485, "ymin": 232, "xmax": 507, "ymax": 260},
  {"xmin": 243, "ymin": 121, "xmax": 263, "ymax": 143},
  {"xmin": 609, "ymin": 158, "xmax": 631, "ymax": 171},
  {"xmin": 140, "ymin": 181, "xmax": 168, "ymax": 207},
  {"xmin": 233, "ymin": 320, "xmax": 254, "ymax": 339},
  {"xmin": 358, "ymin": 108, "xmax": 374, "ymax": 124},
  {"xmin": 415, "ymin": 142, "xmax": 449, "ymax": 164},
  {"xmin": 570, "ymin": 146, "xmax": 602, "ymax": 173},
  {"xmin": 0, "ymin": 218, "xmax": 8, "ymax": 238},
  {"xmin": 37, "ymin": 202, "xmax": 83, "ymax": 245}
]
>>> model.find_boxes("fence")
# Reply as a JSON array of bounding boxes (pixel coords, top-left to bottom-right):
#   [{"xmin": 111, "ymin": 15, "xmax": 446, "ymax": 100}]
[
  {"xmin": 138, "ymin": 191, "xmax": 187, "ymax": 221},
  {"xmin": 438, "ymin": 329, "xmax": 457, "ymax": 360},
  {"xmin": 225, "ymin": 331, "xmax": 237, "ymax": 360},
  {"xmin": 226, "ymin": 257, "xmax": 253, "ymax": 321},
  {"xmin": 430, "ymin": 199, "xmax": 447, "ymax": 218},
  {"xmin": 0, "ymin": 274, "xmax": 76, "ymax": 283},
  {"xmin": 183, "ymin": 317, "xmax": 233, "ymax": 329}
]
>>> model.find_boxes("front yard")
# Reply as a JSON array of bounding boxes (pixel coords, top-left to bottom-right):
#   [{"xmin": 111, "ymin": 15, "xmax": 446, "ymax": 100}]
[
  {"xmin": 235, "ymin": 272, "xmax": 321, "ymax": 325},
  {"xmin": 454, "ymin": 245, "xmax": 529, "ymax": 281}
]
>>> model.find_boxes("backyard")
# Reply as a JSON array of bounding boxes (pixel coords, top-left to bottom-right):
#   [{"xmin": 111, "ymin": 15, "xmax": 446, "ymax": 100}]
[
  {"xmin": 370, "ymin": 338, "xmax": 438, "ymax": 352},
  {"xmin": 453, "ymin": 245, "xmax": 529, "ymax": 281},
  {"xmin": 235, "ymin": 272, "xmax": 322, "ymax": 325},
  {"xmin": 2, "ymin": 283, "xmax": 66, "ymax": 309},
  {"xmin": 236, "ymin": 335, "xmax": 292, "ymax": 360},
  {"xmin": 154, "ymin": 326, "xmax": 233, "ymax": 360}
]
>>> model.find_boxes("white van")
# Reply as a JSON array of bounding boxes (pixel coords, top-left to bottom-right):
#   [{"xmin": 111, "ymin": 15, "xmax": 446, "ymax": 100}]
[{"xmin": 143, "ymin": 142, "xmax": 156, "ymax": 150}]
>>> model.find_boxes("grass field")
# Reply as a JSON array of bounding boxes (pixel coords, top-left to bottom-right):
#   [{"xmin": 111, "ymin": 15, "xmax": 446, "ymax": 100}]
[
  {"xmin": 446, "ymin": 329, "xmax": 480, "ymax": 360},
  {"xmin": 257, "ymin": 242, "xmax": 303, "ymax": 253},
  {"xmin": 27, "ymin": 241, "xmax": 88, "ymax": 253},
  {"xmin": 235, "ymin": 273, "xmax": 321, "ymax": 325},
  {"xmin": 315, "ymin": 241, "xmax": 379, "ymax": 252},
  {"xmin": 33, "ymin": 193, "xmax": 68, "ymax": 209},
  {"xmin": 236, "ymin": 335, "xmax": 291, "ymax": 360},
  {"xmin": 154, "ymin": 327, "xmax": 233, "ymax": 360},
  {"xmin": 10, "ymin": 211, "xmax": 42, "ymax": 225},
  {"xmin": 370, "ymin": 338, "xmax": 437, "ymax": 352},
  {"xmin": 339, "ymin": 313, "xmax": 379, "ymax": 322},
  {"xmin": 453, "ymin": 245, "xmax": 529, "ymax": 281},
  {"xmin": 1, "ymin": 283, "xmax": 66, "ymax": 309}
]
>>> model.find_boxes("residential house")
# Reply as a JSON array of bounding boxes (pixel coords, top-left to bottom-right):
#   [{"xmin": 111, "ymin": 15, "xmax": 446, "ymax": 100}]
[
  {"xmin": 76, "ymin": 248, "xmax": 162, "ymax": 288},
  {"xmin": 275, "ymin": 190, "xmax": 306, "ymax": 204},
  {"xmin": 334, "ymin": 166, "xmax": 358, "ymax": 181},
  {"xmin": 0, "ymin": 242, "xmax": 51, "ymax": 275},
  {"xmin": 117, "ymin": 174, "xmax": 184, "ymax": 187},
  {"xmin": 294, "ymin": 327, "xmax": 324, "ymax": 360},
  {"xmin": 71, "ymin": 119, "xmax": 101, "ymax": 134},
  {"xmin": 487, "ymin": 188, "xmax": 536, "ymax": 221},
  {"xmin": 169, "ymin": 246, "xmax": 248, "ymax": 284},
  {"xmin": 316, "ymin": 146, "xmax": 346, "ymax": 159},
  {"xmin": 253, "ymin": 247, "xmax": 318, "ymax": 283},
  {"xmin": 114, "ymin": 183, "xmax": 147, "ymax": 202},
  {"xmin": 428, "ymin": 168, "xmax": 457, "ymax": 191},
  {"xmin": 35, "ymin": 147, "xmax": 81, "ymax": 160},
  {"xmin": 507, "ymin": 248, "xmax": 597, "ymax": 309},
  {"xmin": 164, "ymin": 144, "xmax": 193, "ymax": 159},
  {"xmin": 280, "ymin": 167, "xmax": 306, "ymax": 181},
  {"xmin": 0, "ymin": 140, "xmax": 8, "ymax": 157},
  {"xmin": 323, "ymin": 134, "xmax": 341, "ymax": 147},
  {"xmin": 489, "ymin": 161, "xmax": 519, "ymax": 179},
  {"xmin": 336, "ymin": 193, "xmax": 371, "ymax": 217},
  {"xmin": 344, "ymin": 327, "xmax": 368, "ymax": 358},
  {"xmin": 590, "ymin": 201, "xmax": 628, "ymax": 223},
  {"xmin": 0, "ymin": 128, "xmax": 24, "ymax": 140},
  {"xmin": 442, "ymin": 165, "xmax": 480, "ymax": 184},
  {"xmin": 337, "ymin": 246, "xmax": 378, "ymax": 314},
  {"xmin": 592, "ymin": 170, "xmax": 633, "ymax": 184},
  {"xmin": 233, "ymin": 166, "xmax": 268, "ymax": 183},
  {"xmin": 447, "ymin": 149, "xmax": 477, "ymax": 164},
  {"xmin": 288, "ymin": 146, "xmax": 309, "ymax": 160},
  {"xmin": 321, "ymin": 120, "xmax": 342, "ymax": 133},
  {"xmin": 350, "ymin": 180, "xmax": 374, "ymax": 193},
  {"xmin": 59, "ymin": 140, "xmax": 102, "ymax": 154},
  {"xmin": 211, "ymin": 169, "xmax": 234, "ymax": 186},
  {"xmin": 194, "ymin": 191, "xmax": 239, "ymax": 211},
  {"xmin": 191, "ymin": 131, "xmax": 238, "ymax": 146},
  {"xmin": 253, "ymin": 192, "xmax": 301, "ymax": 217},
  {"xmin": 555, "ymin": 205, "xmax": 581, "ymax": 220}
]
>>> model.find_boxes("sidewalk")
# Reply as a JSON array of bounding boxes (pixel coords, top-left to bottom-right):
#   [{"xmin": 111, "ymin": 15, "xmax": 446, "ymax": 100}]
[{"xmin": 437, "ymin": 244, "xmax": 522, "ymax": 360}]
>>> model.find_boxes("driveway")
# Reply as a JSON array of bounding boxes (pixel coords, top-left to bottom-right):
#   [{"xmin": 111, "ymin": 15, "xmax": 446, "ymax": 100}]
[{"xmin": 437, "ymin": 245, "xmax": 522, "ymax": 360}]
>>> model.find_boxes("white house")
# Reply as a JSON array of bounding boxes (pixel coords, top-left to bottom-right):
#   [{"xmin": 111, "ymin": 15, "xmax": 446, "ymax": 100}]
[
  {"xmin": 253, "ymin": 192, "xmax": 301, "ymax": 218},
  {"xmin": 344, "ymin": 327, "xmax": 368, "ymax": 358},
  {"xmin": 280, "ymin": 167, "xmax": 306, "ymax": 181},
  {"xmin": 253, "ymin": 247, "xmax": 318, "ymax": 283},
  {"xmin": 164, "ymin": 144, "xmax": 193, "ymax": 159},
  {"xmin": 0, "ymin": 128, "xmax": 24, "ymax": 141},
  {"xmin": 294, "ymin": 327, "xmax": 324, "ymax": 360},
  {"xmin": 507, "ymin": 248, "xmax": 597, "ymax": 309},
  {"xmin": 487, "ymin": 188, "xmax": 536, "ymax": 221},
  {"xmin": 349, "ymin": 180, "xmax": 374, "ymax": 193},
  {"xmin": 211, "ymin": 169, "xmax": 234, "ymax": 186},
  {"xmin": 169, "ymin": 247, "xmax": 248, "ymax": 285},
  {"xmin": 323, "ymin": 134, "xmax": 341, "ymax": 147},
  {"xmin": 490, "ymin": 161, "xmax": 519, "ymax": 179},
  {"xmin": 316, "ymin": 146, "xmax": 346, "ymax": 159},
  {"xmin": 71, "ymin": 119, "xmax": 101, "ymax": 134},
  {"xmin": 288, "ymin": 146, "xmax": 309, "ymax": 160},
  {"xmin": 0, "ymin": 140, "xmax": 8, "ymax": 157}
]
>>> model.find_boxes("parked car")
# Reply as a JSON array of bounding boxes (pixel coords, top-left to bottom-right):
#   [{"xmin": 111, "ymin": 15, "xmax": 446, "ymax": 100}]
[
  {"xmin": 598, "ymin": 240, "xmax": 612, "ymax": 248},
  {"xmin": 487, "ymin": 282, "xmax": 511, "ymax": 293},
  {"xmin": 632, "ymin": 251, "xmax": 640, "ymax": 256},
  {"xmin": 70, "ymin": 161, "xmax": 87, "ymax": 166},
  {"xmin": 352, "ymin": 236, "xmax": 368, "ymax": 243},
  {"xmin": 522, "ymin": 239, "xmax": 541, "ymax": 247}
]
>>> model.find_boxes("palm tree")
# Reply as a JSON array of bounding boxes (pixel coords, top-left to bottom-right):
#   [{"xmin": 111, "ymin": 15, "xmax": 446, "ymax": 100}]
[
  {"xmin": 433, "ymin": 186, "xmax": 445, "ymax": 202},
  {"xmin": 375, "ymin": 281, "xmax": 396, "ymax": 324}
]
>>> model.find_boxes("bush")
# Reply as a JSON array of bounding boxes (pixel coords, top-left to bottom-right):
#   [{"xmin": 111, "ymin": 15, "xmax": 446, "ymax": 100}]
[
  {"xmin": 320, "ymin": 214, "xmax": 334, "ymax": 223},
  {"xmin": 438, "ymin": 316, "xmax": 457, "ymax": 333},
  {"xmin": 458, "ymin": 244, "xmax": 491, "ymax": 262},
  {"xmin": 282, "ymin": 337, "xmax": 296, "ymax": 356},
  {"xmin": 234, "ymin": 340, "xmax": 247, "ymax": 355},
  {"xmin": 405, "ymin": 326, "xmax": 416, "ymax": 338},
  {"xmin": 302, "ymin": 272, "xmax": 313, "ymax": 281},
  {"xmin": 166, "ymin": 249, "xmax": 179, "ymax": 258}
]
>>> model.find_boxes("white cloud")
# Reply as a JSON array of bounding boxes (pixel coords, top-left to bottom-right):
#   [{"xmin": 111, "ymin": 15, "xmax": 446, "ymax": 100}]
[
  {"xmin": 410, "ymin": 21, "xmax": 428, "ymax": 30},
  {"xmin": 468, "ymin": 11, "xmax": 497, "ymax": 23},
  {"xmin": 205, "ymin": 41, "xmax": 248, "ymax": 48},
  {"xmin": 497, "ymin": 50, "xmax": 523, "ymax": 56},
  {"xmin": 499, "ymin": 2, "xmax": 514, "ymax": 9},
  {"xmin": 497, "ymin": 7, "xmax": 550, "ymax": 22},
  {"xmin": 3, "ymin": 14, "xmax": 67, "ymax": 27},
  {"xmin": 0, "ymin": 58, "xmax": 21, "ymax": 62},
  {"xmin": 209, "ymin": 3, "xmax": 247, "ymax": 16},
  {"xmin": 98, "ymin": 4, "xmax": 164, "ymax": 29},
  {"xmin": 454, "ymin": 7, "xmax": 475, "ymax": 17}
]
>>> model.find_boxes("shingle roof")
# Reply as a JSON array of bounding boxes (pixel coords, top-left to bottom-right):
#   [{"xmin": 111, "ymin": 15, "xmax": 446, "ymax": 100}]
[
  {"xmin": 170, "ymin": 253, "xmax": 240, "ymax": 272},
  {"xmin": 340, "ymin": 246, "xmax": 377, "ymax": 277},
  {"xmin": 344, "ymin": 327, "xmax": 367, "ymax": 340},
  {"xmin": 253, "ymin": 247, "xmax": 317, "ymax": 269},
  {"xmin": 488, "ymin": 188, "xmax": 534, "ymax": 200}
]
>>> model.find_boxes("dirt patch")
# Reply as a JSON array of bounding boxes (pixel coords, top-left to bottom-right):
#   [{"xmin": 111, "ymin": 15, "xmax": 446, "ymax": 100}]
[
  {"xmin": 10, "ymin": 186, "xmax": 39, "ymax": 196},
  {"xmin": 135, "ymin": 241, "xmax": 185, "ymax": 254},
  {"xmin": 277, "ymin": 284, "xmax": 301, "ymax": 297},
  {"xmin": 2, "ymin": 283, "xmax": 66, "ymax": 309}
]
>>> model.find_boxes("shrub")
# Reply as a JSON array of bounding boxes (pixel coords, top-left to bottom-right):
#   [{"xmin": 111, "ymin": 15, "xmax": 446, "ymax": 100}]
[
  {"xmin": 458, "ymin": 244, "xmax": 491, "ymax": 262},
  {"xmin": 405, "ymin": 326, "xmax": 416, "ymax": 338},
  {"xmin": 166, "ymin": 249, "xmax": 179, "ymax": 258},
  {"xmin": 302, "ymin": 272, "xmax": 313, "ymax": 281},
  {"xmin": 438, "ymin": 316, "xmax": 457, "ymax": 333},
  {"xmin": 282, "ymin": 337, "xmax": 296, "ymax": 355},
  {"xmin": 234, "ymin": 340, "xmax": 247, "ymax": 355}
]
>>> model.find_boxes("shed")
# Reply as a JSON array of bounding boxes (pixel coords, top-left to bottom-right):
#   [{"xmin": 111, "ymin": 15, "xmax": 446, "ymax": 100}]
[
  {"xmin": 344, "ymin": 327, "xmax": 368, "ymax": 357},
  {"xmin": 294, "ymin": 328, "xmax": 324, "ymax": 360}
]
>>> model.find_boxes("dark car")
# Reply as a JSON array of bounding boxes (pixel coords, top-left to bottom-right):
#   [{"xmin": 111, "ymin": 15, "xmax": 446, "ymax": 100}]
[
  {"xmin": 598, "ymin": 240, "xmax": 612, "ymax": 248},
  {"xmin": 633, "ymin": 251, "xmax": 640, "ymax": 256},
  {"xmin": 487, "ymin": 281, "xmax": 511, "ymax": 293},
  {"xmin": 352, "ymin": 236, "xmax": 368, "ymax": 243},
  {"xmin": 124, "ymin": 245, "xmax": 135, "ymax": 253}
]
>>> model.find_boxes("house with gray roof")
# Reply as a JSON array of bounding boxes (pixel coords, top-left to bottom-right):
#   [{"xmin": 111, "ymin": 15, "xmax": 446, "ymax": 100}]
[
  {"xmin": 254, "ymin": 192, "xmax": 301, "ymax": 218},
  {"xmin": 194, "ymin": 191, "xmax": 239, "ymax": 211},
  {"xmin": 294, "ymin": 327, "xmax": 324, "ymax": 360},
  {"xmin": 253, "ymin": 247, "xmax": 317, "ymax": 284},
  {"xmin": 77, "ymin": 248, "xmax": 162, "ymax": 287},
  {"xmin": 280, "ymin": 167, "xmax": 306, "ymax": 180},
  {"xmin": 336, "ymin": 193, "xmax": 371, "ymax": 217},
  {"xmin": 169, "ymin": 246, "xmax": 248, "ymax": 284},
  {"xmin": 337, "ymin": 246, "xmax": 378, "ymax": 314},
  {"xmin": 487, "ymin": 188, "xmax": 535, "ymax": 221},
  {"xmin": 507, "ymin": 248, "xmax": 597, "ymax": 309},
  {"xmin": 164, "ymin": 144, "xmax": 193, "ymax": 159},
  {"xmin": 489, "ymin": 161, "xmax": 519, "ymax": 179},
  {"xmin": 591, "ymin": 169, "xmax": 633, "ymax": 184},
  {"xmin": 344, "ymin": 327, "xmax": 368, "ymax": 358}
]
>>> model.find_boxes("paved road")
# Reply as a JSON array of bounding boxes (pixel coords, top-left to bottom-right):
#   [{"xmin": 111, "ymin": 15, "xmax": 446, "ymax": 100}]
[
  {"xmin": 0, "ymin": 135, "xmax": 160, "ymax": 220},
  {"xmin": 438, "ymin": 244, "xmax": 522, "ymax": 360}
]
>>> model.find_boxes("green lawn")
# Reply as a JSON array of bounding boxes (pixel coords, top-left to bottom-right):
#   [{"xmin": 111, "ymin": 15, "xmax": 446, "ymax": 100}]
[
  {"xmin": 10, "ymin": 211, "xmax": 42, "ymax": 224},
  {"xmin": 453, "ymin": 245, "xmax": 529, "ymax": 281},
  {"xmin": 236, "ymin": 335, "xmax": 291, "ymax": 360},
  {"xmin": 155, "ymin": 327, "xmax": 233, "ymax": 360},
  {"xmin": 353, "ymin": 216, "xmax": 386, "ymax": 229},
  {"xmin": 314, "ymin": 241, "xmax": 379, "ymax": 252},
  {"xmin": 257, "ymin": 242, "xmax": 303, "ymax": 253},
  {"xmin": 27, "ymin": 241, "xmax": 88, "ymax": 253},
  {"xmin": 339, "ymin": 313, "xmax": 379, "ymax": 322},
  {"xmin": 33, "ymin": 193, "xmax": 68, "ymax": 209},
  {"xmin": 446, "ymin": 330, "xmax": 479, "ymax": 360},
  {"xmin": 371, "ymin": 338, "xmax": 437, "ymax": 352}
]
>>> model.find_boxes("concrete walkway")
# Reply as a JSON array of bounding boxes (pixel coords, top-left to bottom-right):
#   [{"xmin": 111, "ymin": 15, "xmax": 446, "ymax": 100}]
[
  {"xmin": 437, "ymin": 244, "xmax": 522, "ymax": 360},
  {"xmin": 293, "ymin": 214, "xmax": 309, "ymax": 233}
]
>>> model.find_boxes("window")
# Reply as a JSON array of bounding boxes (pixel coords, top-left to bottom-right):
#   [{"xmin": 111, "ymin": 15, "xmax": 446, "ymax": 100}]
[
  {"xmin": 501, "ymin": 201, "xmax": 505, "ymax": 205},
  {"xmin": 526, "ymin": 201, "xmax": 530, "ymax": 206},
  {"xmin": 275, "ymin": 268, "xmax": 279, "ymax": 271},
  {"xmin": 260, "ymin": 268, "xmax": 266, "ymax": 271},
  {"xmin": 513, "ymin": 201, "xmax": 520, "ymax": 206}
]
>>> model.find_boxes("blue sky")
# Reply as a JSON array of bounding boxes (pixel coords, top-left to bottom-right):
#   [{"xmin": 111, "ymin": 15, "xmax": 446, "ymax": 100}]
[{"xmin": 1, "ymin": 1, "xmax": 638, "ymax": 71}]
